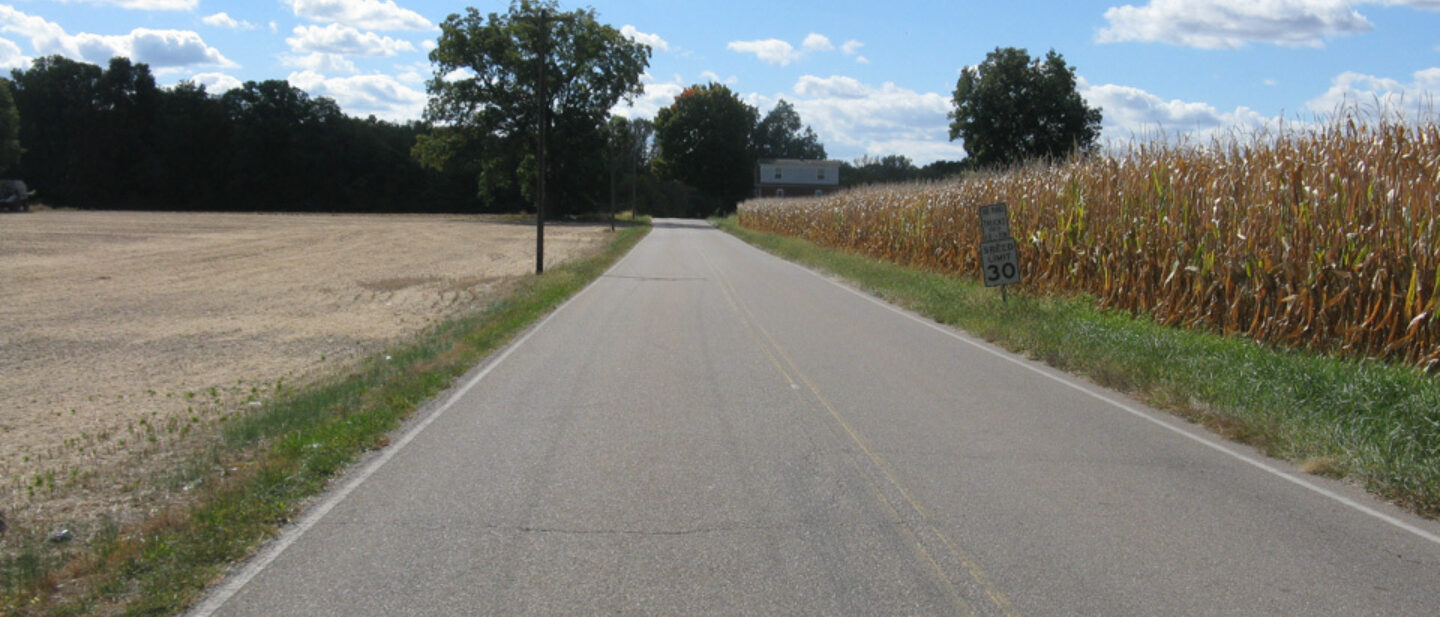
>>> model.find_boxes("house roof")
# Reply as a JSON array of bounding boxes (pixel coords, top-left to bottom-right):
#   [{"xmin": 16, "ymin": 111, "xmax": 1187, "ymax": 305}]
[{"xmin": 757, "ymin": 159, "xmax": 842, "ymax": 167}]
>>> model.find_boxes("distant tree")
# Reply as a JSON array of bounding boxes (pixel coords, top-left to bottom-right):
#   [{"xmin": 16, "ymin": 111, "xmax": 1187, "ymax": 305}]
[
  {"xmin": 416, "ymin": 0, "xmax": 650, "ymax": 216},
  {"xmin": 918, "ymin": 159, "xmax": 969, "ymax": 180},
  {"xmin": 752, "ymin": 99, "xmax": 826, "ymax": 160},
  {"xmin": 11, "ymin": 56, "xmax": 103, "ymax": 203},
  {"xmin": 222, "ymin": 80, "xmax": 345, "ymax": 209},
  {"xmin": 151, "ymin": 80, "xmax": 230, "ymax": 208},
  {"xmin": 840, "ymin": 154, "xmax": 917, "ymax": 187},
  {"xmin": 9, "ymin": 54, "xmax": 483, "ymax": 212},
  {"xmin": 92, "ymin": 57, "xmax": 159, "ymax": 204},
  {"xmin": 653, "ymin": 82, "xmax": 758, "ymax": 213},
  {"xmin": 605, "ymin": 116, "xmax": 655, "ymax": 214},
  {"xmin": 948, "ymin": 47, "xmax": 1102, "ymax": 168},
  {"xmin": 0, "ymin": 78, "xmax": 21, "ymax": 174}
]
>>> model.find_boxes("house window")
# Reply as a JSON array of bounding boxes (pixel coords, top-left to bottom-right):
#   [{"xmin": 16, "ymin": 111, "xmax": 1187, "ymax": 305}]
[
  {"xmin": 773, "ymin": 168, "xmax": 782, "ymax": 180},
  {"xmin": 818, "ymin": 167, "xmax": 826, "ymax": 180}
]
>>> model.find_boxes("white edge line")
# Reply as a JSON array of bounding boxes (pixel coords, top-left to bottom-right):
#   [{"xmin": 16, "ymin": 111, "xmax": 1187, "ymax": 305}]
[
  {"xmin": 720, "ymin": 230, "xmax": 1440, "ymax": 548},
  {"xmin": 188, "ymin": 239, "xmax": 645, "ymax": 617}
]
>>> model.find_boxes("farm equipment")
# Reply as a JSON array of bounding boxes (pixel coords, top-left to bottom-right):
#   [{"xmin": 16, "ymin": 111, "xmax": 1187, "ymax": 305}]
[{"xmin": 0, "ymin": 179, "xmax": 34, "ymax": 212}]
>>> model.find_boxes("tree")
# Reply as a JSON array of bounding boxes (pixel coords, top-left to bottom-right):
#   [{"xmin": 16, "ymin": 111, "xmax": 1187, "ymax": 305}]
[
  {"xmin": 753, "ymin": 99, "xmax": 825, "ymax": 160},
  {"xmin": 653, "ymin": 83, "xmax": 758, "ymax": 213},
  {"xmin": 222, "ymin": 80, "xmax": 345, "ymax": 209},
  {"xmin": 948, "ymin": 47, "xmax": 1102, "ymax": 168},
  {"xmin": 416, "ymin": 0, "xmax": 650, "ymax": 216},
  {"xmin": 11, "ymin": 56, "xmax": 104, "ymax": 203},
  {"xmin": 605, "ymin": 116, "xmax": 653, "ymax": 216},
  {"xmin": 840, "ymin": 154, "xmax": 917, "ymax": 187},
  {"xmin": 0, "ymin": 78, "xmax": 21, "ymax": 174}
]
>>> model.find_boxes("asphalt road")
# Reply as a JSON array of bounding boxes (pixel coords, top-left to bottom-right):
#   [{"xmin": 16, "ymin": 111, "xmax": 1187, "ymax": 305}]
[{"xmin": 194, "ymin": 218, "xmax": 1440, "ymax": 616}]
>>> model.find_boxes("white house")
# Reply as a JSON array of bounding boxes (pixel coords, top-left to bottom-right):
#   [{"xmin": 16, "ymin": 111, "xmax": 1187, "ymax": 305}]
[{"xmin": 754, "ymin": 159, "xmax": 842, "ymax": 198}]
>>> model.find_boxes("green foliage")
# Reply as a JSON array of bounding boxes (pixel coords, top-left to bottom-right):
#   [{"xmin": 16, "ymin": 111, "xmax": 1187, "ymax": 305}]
[
  {"xmin": 653, "ymin": 83, "xmax": 759, "ymax": 213},
  {"xmin": 836, "ymin": 155, "xmax": 969, "ymax": 187},
  {"xmin": 752, "ymin": 99, "xmax": 826, "ymax": 160},
  {"xmin": 9, "ymin": 55, "xmax": 480, "ymax": 212},
  {"xmin": 419, "ymin": 0, "xmax": 651, "ymax": 217},
  {"xmin": 0, "ymin": 78, "xmax": 22, "ymax": 174},
  {"xmin": 948, "ymin": 47, "xmax": 1102, "ymax": 168}
]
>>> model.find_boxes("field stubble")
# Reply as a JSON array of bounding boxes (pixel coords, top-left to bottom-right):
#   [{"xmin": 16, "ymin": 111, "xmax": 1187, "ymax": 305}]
[{"xmin": 0, "ymin": 210, "xmax": 608, "ymax": 536}]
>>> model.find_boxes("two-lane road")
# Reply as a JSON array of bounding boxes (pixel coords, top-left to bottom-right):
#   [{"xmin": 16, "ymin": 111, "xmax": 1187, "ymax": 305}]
[{"xmin": 195, "ymin": 219, "xmax": 1440, "ymax": 616}]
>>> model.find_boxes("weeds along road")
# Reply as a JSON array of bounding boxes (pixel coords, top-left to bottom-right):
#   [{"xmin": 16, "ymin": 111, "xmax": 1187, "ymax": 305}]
[{"xmin": 195, "ymin": 219, "xmax": 1440, "ymax": 617}]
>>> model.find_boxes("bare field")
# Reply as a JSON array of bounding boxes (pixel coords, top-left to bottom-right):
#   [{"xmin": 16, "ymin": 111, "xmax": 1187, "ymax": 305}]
[{"xmin": 0, "ymin": 210, "xmax": 609, "ymax": 527}]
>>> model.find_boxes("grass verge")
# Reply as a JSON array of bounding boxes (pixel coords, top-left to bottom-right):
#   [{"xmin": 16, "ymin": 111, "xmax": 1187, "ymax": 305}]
[
  {"xmin": 715, "ymin": 216, "xmax": 1440, "ymax": 518},
  {"xmin": 2, "ymin": 224, "xmax": 649, "ymax": 617}
]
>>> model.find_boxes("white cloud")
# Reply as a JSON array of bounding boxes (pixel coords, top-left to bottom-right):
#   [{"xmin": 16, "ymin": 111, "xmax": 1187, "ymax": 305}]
[
  {"xmin": 394, "ymin": 60, "xmax": 430, "ymax": 84},
  {"xmin": 620, "ymin": 25, "xmax": 669, "ymax": 53},
  {"xmin": 794, "ymin": 75, "xmax": 871, "ymax": 99},
  {"xmin": 282, "ymin": 52, "xmax": 358, "ymax": 74},
  {"xmin": 287, "ymin": 24, "xmax": 416, "ymax": 56},
  {"xmin": 58, "ymin": 0, "xmax": 198, "ymax": 10},
  {"xmin": 610, "ymin": 71, "xmax": 684, "ymax": 119},
  {"xmin": 287, "ymin": 70, "xmax": 428, "ymax": 121},
  {"xmin": 284, "ymin": 0, "xmax": 434, "ymax": 31},
  {"xmin": 189, "ymin": 71, "xmax": 242, "ymax": 94},
  {"xmin": 785, "ymin": 75, "xmax": 958, "ymax": 163},
  {"xmin": 1306, "ymin": 68, "xmax": 1440, "ymax": 115},
  {"xmin": 125, "ymin": 29, "xmax": 237, "ymax": 67},
  {"xmin": 699, "ymin": 70, "xmax": 737, "ymax": 85},
  {"xmin": 202, "ymin": 13, "xmax": 256, "ymax": 31},
  {"xmin": 841, "ymin": 39, "xmax": 864, "ymax": 55},
  {"xmin": 862, "ymin": 138, "xmax": 969, "ymax": 163},
  {"xmin": 1079, "ymin": 79, "xmax": 1273, "ymax": 141},
  {"xmin": 802, "ymin": 33, "xmax": 833, "ymax": 52},
  {"xmin": 0, "ymin": 6, "xmax": 235, "ymax": 68},
  {"xmin": 728, "ymin": 38, "xmax": 801, "ymax": 66},
  {"xmin": 0, "ymin": 36, "xmax": 30, "ymax": 70},
  {"xmin": 1097, "ymin": 0, "xmax": 1373, "ymax": 49}
]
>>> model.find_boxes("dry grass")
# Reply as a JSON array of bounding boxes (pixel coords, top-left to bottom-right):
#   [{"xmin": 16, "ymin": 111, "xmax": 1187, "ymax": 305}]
[{"xmin": 740, "ymin": 112, "xmax": 1440, "ymax": 369}]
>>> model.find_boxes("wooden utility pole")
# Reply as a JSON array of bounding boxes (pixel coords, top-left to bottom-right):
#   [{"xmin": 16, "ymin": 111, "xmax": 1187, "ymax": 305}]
[
  {"xmin": 530, "ymin": 9, "xmax": 572, "ymax": 274},
  {"xmin": 609, "ymin": 122, "xmax": 616, "ymax": 232}
]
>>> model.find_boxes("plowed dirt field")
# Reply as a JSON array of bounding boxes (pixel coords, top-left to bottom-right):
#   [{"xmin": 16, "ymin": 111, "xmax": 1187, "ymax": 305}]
[{"xmin": 0, "ymin": 210, "xmax": 608, "ymax": 527}]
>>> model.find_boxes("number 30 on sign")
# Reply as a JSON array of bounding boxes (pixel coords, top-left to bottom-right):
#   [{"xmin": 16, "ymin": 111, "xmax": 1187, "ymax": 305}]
[{"xmin": 980, "ymin": 238, "xmax": 1021, "ymax": 287}]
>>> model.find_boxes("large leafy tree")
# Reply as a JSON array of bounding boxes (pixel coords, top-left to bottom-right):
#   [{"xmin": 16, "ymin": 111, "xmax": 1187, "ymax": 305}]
[
  {"xmin": 416, "ymin": 0, "xmax": 650, "ymax": 216},
  {"xmin": 948, "ymin": 47, "xmax": 1102, "ymax": 168},
  {"xmin": 653, "ymin": 83, "xmax": 758, "ymax": 212},
  {"xmin": 222, "ymin": 80, "xmax": 347, "ymax": 209},
  {"xmin": 0, "ymin": 78, "xmax": 21, "ymax": 174},
  {"xmin": 752, "ymin": 99, "xmax": 825, "ymax": 160},
  {"xmin": 12, "ymin": 56, "xmax": 102, "ymax": 203}
]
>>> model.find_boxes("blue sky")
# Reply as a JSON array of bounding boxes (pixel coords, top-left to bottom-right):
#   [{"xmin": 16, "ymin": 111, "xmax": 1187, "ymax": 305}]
[{"xmin": 1, "ymin": 0, "xmax": 1438, "ymax": 164}]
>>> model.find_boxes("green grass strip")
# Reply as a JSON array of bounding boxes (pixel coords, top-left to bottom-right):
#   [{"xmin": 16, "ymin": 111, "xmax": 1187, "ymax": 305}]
[
  {"xmin": 716, "ymin": 216, "xmax": 1440, "ymax": 519},
  {"xmin": 5, "ymin": 224, "xmax": 649, "ymax": 617}
]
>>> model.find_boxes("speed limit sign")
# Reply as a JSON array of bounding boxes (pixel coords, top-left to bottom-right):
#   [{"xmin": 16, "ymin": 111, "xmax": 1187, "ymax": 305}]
[{"xmin": 980, "ymin": 238, "xmax": 1021, "ymax": 287}]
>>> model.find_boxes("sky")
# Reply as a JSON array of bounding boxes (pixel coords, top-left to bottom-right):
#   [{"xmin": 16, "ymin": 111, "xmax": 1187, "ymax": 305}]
[{"xmin": 0, "ymin": 0, "xmax": 1438, "ymax": 164}]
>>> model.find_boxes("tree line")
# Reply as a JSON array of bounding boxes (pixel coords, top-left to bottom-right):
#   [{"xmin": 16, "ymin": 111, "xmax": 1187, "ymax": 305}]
[{"xmin": 3, "ymin": 55, "xmax": 485, "ymax": 213}]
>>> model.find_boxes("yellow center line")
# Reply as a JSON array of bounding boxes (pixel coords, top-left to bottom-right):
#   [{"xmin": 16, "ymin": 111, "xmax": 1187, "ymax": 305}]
[{"xmin": 699, "ymin": 245, "xmax": 1021, "ymax": 617}]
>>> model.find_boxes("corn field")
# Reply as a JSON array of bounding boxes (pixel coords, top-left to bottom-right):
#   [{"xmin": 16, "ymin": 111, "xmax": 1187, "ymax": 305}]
[{"xmin": 739, "ymin": 115, "xmax": 1440, "ymax": 369}]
